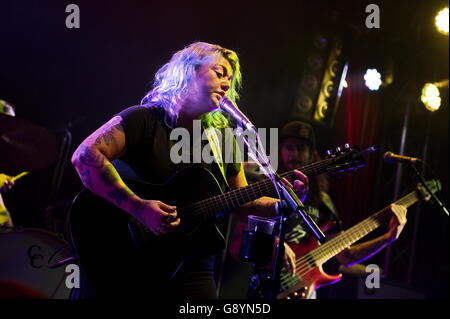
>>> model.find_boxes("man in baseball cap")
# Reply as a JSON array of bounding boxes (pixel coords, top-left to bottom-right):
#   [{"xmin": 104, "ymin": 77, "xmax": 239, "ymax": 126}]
[{"xmin": 278, "ymin": 121, "xmax": 317, "ymax": 173}]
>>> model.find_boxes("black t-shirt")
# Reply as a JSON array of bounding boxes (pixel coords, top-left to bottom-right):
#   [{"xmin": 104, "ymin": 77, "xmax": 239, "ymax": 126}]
[
  {"xmin": 284, "ymin": 192, "xmax": 342, "ymax": 244},
  {"xmin": 114, "ymin": 104, "xmax": 242, "ymax": 297},
  {"xmin": 116, "ymin": 104, "xmax": 241, "ymax": 191}
]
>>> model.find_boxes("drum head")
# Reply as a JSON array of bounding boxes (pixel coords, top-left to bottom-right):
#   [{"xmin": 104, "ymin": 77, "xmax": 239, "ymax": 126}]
[{"xmin": 0, "ymin": 228, "xmax": 74, "ymax": 298}]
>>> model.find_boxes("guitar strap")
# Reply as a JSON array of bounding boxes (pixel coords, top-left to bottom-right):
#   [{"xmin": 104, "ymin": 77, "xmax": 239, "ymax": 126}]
[
  {"xmin": 203, "ymin": 126, "xmax": 230, "ymax": 188},
  {"xmin": 164, "ymin": 108, "xmax": 230, "ymax": 188},
  {"xmin": 319, "ymin": 192, "xmax": 341, "ymax": 228}
]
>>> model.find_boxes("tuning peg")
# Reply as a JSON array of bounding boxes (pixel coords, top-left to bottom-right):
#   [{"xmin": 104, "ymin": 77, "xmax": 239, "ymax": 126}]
[
  {"xmin": 344, "ymin": 143, "xmax": 350, "ymax": 149},
  {"xmin": 335, "ymin": 146, "xmax": 342, "ymax": 153},
  {"xmin": 326, "ymin": 149, "xmax": 334, "ymax": 156}
]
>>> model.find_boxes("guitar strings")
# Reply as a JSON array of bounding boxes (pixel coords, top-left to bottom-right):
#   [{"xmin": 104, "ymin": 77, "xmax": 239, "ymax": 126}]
[
  {"xmin": 186, "ymin": 158, "xmax": 336, "ymax": 222},
  {"xmin": 280, "ymin": 197, "xmax": 415, "ymax": 288},
  {"xmin": 279, "ymin": 218, "xmax": 382, "ymax": 289},
  {"xmin": 279, "ymin": 191, "xmax": 418, "ymax": 289},
  {"xmin": 290, "ymin": 189, "xmax": 415, "ymax": 275},
  {"xmin": 280, "ymin": 217, "xmax": 380, "ymax": 285},
  {"xmin": 139, "ymin": 154, "xmax": 350, "ymax": 232}
]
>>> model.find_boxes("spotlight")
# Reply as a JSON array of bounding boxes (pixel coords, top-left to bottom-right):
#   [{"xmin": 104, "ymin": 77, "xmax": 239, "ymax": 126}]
[
  {"xmin": 435, "ymin": 8, "xmax": 449, "ymax": 35},
  {"xmin": 364, "ymin": 68, "xmax": 382, "ymax": 91},
  {"xmin": 421, "ymin": 83, "xmax": 441, "ymax": 111}
]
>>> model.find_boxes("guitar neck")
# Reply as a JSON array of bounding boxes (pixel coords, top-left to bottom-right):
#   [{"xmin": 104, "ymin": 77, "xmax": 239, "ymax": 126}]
[
  {"xmin": 307, "ymin": 189, "xmax": 420, "ymax": 266},
  {"xmin": 186, "ymin": 158, "xmax": 335, "ymax": 222}
]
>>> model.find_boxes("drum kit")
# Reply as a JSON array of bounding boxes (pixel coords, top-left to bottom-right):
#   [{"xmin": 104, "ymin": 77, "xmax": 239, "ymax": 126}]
[{"xmin": 0, "ymin": 111, "xmax": 76, "ymax": 299}]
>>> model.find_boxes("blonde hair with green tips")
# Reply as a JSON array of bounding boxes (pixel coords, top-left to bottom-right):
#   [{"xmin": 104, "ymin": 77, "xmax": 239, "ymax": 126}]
[{"xmin": 141, "ymin": 42, "xmax": 242, "ymax": 129}]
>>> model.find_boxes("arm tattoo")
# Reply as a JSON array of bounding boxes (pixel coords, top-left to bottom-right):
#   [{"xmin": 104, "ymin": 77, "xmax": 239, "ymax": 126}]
[
  {"xmin": 107, "ymin": 188, "xmax": 133, "ymax": 206},
  {"xmin": 76, "ymin": 145, "xmax": 105, "ymax": 168},
  {"xmin": 129, "ymin": 200, "xmax": 146, "ymax": 216},
  {"xmin": 79, "ymin": 167, "xmax": 93, "ymax": 189},
  {"xmin": 93, "ymin": 124, "xmax": 124, "ymax": 147},
  {"xmin": 100, "ymin": 166, "xmax": 120, "ymax": 186}
]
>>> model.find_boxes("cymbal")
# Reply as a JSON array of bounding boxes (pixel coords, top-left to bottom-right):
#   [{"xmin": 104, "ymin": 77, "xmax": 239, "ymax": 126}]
[{"xmin": 0, "ymin": 114, "xmax": 60, "ymax": 175}]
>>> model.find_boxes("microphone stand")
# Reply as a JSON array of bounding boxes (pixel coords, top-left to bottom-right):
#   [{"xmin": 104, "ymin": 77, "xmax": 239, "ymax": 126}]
[
  {"xmin": 276, "ymin": 177, "xmax": 326, "ymax": 243},
  {"xmin": 263, "ymin": 176, "xmax": 326, "ymax": 299},
  {"xmin": 234, "ymin": 124, "xmax": 326, "ymax": 299},
  {"xmin": 409, "ymin": 162, "xmax": 449, "ymax": 216}
]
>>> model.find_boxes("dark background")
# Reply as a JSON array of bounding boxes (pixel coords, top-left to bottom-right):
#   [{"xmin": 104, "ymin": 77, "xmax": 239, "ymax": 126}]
[{"xmin": 1, "ymin": 0, "xmax": 448, "ymax": 298}]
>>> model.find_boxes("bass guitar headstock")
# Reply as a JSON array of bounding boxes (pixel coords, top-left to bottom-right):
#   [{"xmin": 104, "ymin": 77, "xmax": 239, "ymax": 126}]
[{"xmin": 417, "ymin": 179, "xmax": 442, "ymax": 202}]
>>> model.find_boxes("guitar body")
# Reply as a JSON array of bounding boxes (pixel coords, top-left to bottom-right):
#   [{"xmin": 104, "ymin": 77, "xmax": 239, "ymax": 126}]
[
  {"xmin": 277, "ymin": 222, "xmax": 342, "ymax": 299},
  {"xmin": 68, "ymin": 166, "xmax": 228, "ymax": 295}
]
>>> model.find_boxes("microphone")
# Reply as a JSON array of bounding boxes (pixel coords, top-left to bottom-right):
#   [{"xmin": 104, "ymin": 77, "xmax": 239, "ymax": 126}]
[
  {"xmin": 219, "ymin": 96, "xmax": 256, "ymax": 131},
  {"xmin": 384, "ymin": 151, "xmax": 422, "ymax": 164}
]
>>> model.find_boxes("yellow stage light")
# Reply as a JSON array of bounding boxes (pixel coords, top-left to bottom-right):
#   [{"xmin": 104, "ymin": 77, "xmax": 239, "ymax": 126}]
[
  {"xmin": 421, "ymin": 83, "xmax": 441, "ymax": 111},
  {"xmin": 435, "ymin": 8, "xmax": 449, "ymax": 35}
]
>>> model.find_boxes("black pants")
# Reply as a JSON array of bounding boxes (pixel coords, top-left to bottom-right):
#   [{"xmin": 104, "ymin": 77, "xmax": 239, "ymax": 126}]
[
  {"xmin": 169, "ymin": 258, "xmax": 217, "ymax": 299},
  {"xmin": 79, "ymin": 255, "xmax": 217, "ymax": 299}
]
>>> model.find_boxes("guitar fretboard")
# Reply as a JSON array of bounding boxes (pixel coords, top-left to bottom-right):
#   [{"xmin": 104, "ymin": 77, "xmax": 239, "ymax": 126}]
[
  {"xmin": 184, "ymin": 157, "xmax": 336, "ymax": 223},
  {"xmin": 306, "ymin": 189, "xmax": 420, "ymax": 267}
]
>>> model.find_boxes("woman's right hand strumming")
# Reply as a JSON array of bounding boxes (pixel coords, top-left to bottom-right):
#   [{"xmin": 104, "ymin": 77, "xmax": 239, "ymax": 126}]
[{"xmin": 128, "ymin": 198, "xmax": 180, "ymax": 235}]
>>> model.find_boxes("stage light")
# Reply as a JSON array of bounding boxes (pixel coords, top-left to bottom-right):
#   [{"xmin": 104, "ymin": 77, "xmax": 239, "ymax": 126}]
[
  {"xmin": 421, "ymin": 83, "xmax": 441, "ymax": 111},
  {"xmin": 364, "ymin": 68, "xmax": 382, "ymax": 91},
  {"xmin": 435, "ymin": 8, "xmax": 449, "ymax": 35}
]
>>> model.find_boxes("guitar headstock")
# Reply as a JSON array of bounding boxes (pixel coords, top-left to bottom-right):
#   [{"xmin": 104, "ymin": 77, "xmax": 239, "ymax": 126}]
[
  {"xmin": 417, "ymin": 179, "xmax": 442, "ymax": 202},
  {"xmin": 324, "ymin": 144, "xmax": 367, "ymax": 175}
]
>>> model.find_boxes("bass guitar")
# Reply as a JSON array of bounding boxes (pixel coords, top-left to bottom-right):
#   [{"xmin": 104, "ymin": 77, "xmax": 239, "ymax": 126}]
[{"xmin": 277, "ymin": 179, "xmax": 441, "ymax": 299}]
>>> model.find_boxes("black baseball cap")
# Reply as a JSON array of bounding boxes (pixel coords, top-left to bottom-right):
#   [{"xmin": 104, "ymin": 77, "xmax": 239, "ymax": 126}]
[{"xmin": 280, "ymin": 121, "xmax": 316, "ymax": 149}]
